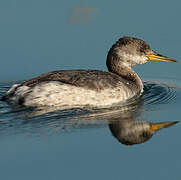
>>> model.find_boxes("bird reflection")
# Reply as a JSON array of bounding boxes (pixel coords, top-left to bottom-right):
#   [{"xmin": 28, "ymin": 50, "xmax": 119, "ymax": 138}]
[{"xmin": 69, "ymin": 99, "xmax": 178, "ymax": 145}]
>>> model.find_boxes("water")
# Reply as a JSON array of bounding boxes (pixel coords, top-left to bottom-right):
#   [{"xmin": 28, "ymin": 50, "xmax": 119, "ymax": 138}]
[
  {"xmin": 0, "ymin": 0, "xmax": 181, "ymax": 180},
  {"xmin": 0, "ymin": 79, "xmax": 181, "ymax": 179}
]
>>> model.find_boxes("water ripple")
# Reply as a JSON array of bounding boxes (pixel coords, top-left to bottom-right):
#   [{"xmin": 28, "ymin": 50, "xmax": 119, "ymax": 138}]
[{"xmin": 143, "ymin": 81, "xmax": 178, "ymax": 104}]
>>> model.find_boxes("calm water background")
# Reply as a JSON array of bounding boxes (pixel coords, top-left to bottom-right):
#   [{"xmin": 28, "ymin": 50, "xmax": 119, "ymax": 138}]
[{"xmin": 0, "ymin": 0, "xmax": 181, "ymax": 179}]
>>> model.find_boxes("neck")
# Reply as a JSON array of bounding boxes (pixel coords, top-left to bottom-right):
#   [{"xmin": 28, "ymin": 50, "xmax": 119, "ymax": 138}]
[{"xmin": 106, "ymin": 54, "xmax": 143, "ymax": 90}]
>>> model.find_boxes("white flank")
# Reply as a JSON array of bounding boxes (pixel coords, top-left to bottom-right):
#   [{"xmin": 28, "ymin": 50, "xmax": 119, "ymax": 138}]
[{"xmin": 6, "ymin": 81, "xmax": 141, "ymax": 107}]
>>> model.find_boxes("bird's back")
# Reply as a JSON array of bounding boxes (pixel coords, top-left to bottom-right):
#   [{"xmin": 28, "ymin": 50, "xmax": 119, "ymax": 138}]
[{"xmin": 21, "ymin": 69, "xmax": 125, "ymax": 90}]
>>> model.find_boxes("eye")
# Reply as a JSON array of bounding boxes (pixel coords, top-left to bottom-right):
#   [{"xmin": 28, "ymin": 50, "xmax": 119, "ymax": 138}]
[
  {"xmin": 140, "ymin": 48, "xmax": 145, "ymax": 53},
  {"xmin": 139, "ymin": 43, "xmax": 151, "ymax": 54}
]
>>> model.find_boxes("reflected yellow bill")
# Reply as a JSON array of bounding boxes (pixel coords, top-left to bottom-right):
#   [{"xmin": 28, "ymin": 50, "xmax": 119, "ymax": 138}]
[{"xmin": 150, "ymin": 121, "xmax": 179, "ymax": 131}]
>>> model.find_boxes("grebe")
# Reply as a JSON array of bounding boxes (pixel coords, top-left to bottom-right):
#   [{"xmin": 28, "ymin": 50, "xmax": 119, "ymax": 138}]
[{"xmin": 1, "ymin": 36, "xmax": 176, "ymax": 107}]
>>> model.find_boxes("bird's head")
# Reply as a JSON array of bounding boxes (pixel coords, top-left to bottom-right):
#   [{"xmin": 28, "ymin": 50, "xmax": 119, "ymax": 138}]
[{"xmin": 107, "ymin": 36, "xmax": 177, "ymax": 67}]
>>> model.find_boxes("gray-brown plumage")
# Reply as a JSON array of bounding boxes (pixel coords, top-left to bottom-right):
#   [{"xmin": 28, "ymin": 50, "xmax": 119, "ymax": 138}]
[{"xmin": 21, "ymin": 70, "xmax": 131, "ymax": 90}]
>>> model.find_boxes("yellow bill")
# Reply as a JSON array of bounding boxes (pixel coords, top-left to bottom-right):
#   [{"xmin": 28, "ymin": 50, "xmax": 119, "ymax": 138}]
[
  {"xmin": 150, "ymin": 121, "xmax": 179, "ymax": 131},
  {"xmin": 146, "ymin": 54, "xmax": 177, "ymax": 63}
]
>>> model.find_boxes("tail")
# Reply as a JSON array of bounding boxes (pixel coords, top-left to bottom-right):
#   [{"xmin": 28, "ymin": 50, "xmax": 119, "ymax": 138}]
[
  {"xmin": 0, "ymin": 84, "xmax": 21, "ymax": 102},
  {"xmin": 0, "ymin": 95, "xmax": 8, "ymax": 101}
]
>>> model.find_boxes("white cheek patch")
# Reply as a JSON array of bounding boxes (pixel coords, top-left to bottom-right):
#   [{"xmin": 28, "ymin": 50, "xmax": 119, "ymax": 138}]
[
  {"xmin": 126, "ymin": 54, "xmax": 147, "ymax": 65},
  {"xmin": 116, "ymin": 51, "xmax": 147, "ymax": 66}
]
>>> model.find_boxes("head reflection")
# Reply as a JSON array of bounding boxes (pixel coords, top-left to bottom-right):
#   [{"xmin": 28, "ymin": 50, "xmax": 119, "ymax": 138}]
[{"xmin": 109, "ymin": 120, "xmax": 178, "ymax": 145}]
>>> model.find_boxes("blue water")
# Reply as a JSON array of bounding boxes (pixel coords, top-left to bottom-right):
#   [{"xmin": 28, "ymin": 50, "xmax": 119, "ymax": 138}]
[{"xmin": 0, "ymin": 0, "xmax": 181, "ymax": 180}]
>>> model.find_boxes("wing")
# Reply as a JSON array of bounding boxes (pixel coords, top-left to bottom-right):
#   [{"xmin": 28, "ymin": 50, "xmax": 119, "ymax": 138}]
[{"xmin": 21, "ymin": 70, "xmax": 125, "ymax": 91}]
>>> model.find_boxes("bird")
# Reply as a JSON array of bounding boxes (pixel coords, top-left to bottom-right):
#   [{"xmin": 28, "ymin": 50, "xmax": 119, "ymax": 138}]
[{"xmin": 1, "ymin": 36, "xmax": 177, "ymax": 108}]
